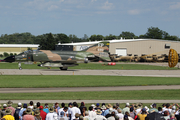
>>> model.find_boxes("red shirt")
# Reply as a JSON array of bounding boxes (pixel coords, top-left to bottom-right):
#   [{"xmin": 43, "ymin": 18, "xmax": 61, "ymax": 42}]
[{"xmin": 40, "ymin": 110, "xmax": 47, "ymax": 120}]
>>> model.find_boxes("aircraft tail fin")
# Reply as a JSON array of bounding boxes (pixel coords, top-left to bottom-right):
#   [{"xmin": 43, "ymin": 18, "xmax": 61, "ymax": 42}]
[{"xmin": 82, "ymin": 41, "xmax": 110, "ymax": 61}]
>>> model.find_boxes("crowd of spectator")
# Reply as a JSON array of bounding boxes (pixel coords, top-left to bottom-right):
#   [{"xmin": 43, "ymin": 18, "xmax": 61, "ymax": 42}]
[{"xmin": 0, "ymin": 100, "xmax": 179, "ymax": 120}]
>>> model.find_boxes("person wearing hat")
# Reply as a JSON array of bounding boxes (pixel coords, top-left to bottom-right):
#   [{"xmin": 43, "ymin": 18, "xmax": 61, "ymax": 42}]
[
  {"xmin": 39, "ymin": 106, "xmax": 47, "ymax": 120},
  {"xmin": 19, "ymin": 103, "xmax": 28, "ymax": 120},
  {"xmin": 2, "ymin": 104, "xmax": 7, "ymax": 114},
  {"xmin": 68, "ymin": 103, "xmax": 73, "ymax": 120},
  {"xmin": 135, "ymin": 103, "xmax": 143, "ymax": 115},
  {"xmin": 22, "ymin": 108, "xmax": 34, "ymax": 120},
  {"xmin": 83, "ymin": 111, "xmax": 90, "ymax": 120},
  {"xmin": 116, "ymin": 103, "xmax": 122, "ymax": 112},
  {"xmin": 104, "ymin": 104, "xmax": 112, "ymax": 117},
  {"xmin": 101, "ymin": 105, "xmax": 106, "ymax": 116},
  {"xmin": 34, "ymin": 110, "xmax": 42, "ymax": 120},
  {"xmin": 116, "ymin": 109, "xmax": 124, "ymax": 120},
  {"xmin": 3, "ymin": 108, "xmax": 15, "ymax": 120},
  {"xmin": 94, "ymin": 109, "xmax": 107, "ymax": 120},
  {"xmin": 149, "ymin": 103, "xmax": 158, "ymax": 113},
  {"xmin": 7, "ymin": 100, "xmax": 15, "ymax": 116},
  {"xmin": 14, "ymin": 103, "xmax": 22, "ymax": 120},
  {"xmin": 122, "ymin": 103, "xmax": 130, "ymax": 115},
  {"xmin": 46, "ymin": 106, "xmax": 56, "ymax": 120},
  {"xmin": 95, "ymin": 103, "xmax": 101, "ymax": 110},
  {"xmin": 74, "ymin": 113, "xmax": 79, "ymax": 120},
  {"xmin": 137, "ymin": 108, "xmax": 147, "ymax": 120}
]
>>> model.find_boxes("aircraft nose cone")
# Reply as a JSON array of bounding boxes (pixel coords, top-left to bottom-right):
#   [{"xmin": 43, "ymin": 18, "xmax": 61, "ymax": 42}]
[{"xmin": 4, "ymin": 55, "xmax": 15, "ymax": 62}]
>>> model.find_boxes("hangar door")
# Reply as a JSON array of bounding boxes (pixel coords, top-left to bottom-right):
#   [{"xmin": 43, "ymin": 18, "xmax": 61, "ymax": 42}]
[{"xmin": 116, "ymin": 48, "xmax": 127, "ymax": 56}]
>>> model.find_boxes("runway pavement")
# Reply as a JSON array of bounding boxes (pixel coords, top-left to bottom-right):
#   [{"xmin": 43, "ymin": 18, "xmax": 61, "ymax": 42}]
[
  {"xmin": 0, "ymin": 85, "xmax": 180, "ymax": 93},
  {"xmin": 0, "ymin": 100, "xmax": 180, "ymax": 104},
  {"xmin": 0, "ymin": 69, "xmax": 180, "ymax": 77}
]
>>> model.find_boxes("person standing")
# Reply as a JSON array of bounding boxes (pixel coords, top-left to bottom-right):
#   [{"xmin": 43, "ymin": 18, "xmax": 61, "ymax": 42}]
[
  {"xmin": 70, "ymin": 102, "xmax": 81, "ymax": 120},
  {"xmin": 7, "ymin": 100, "xmax": 15, "ymax": 116},
  {"xmin": 137, "ymin": 108, "xmax": 147, "ymax": 120},
  {"xmin": 39, "ymin": 106, "xmax": 47, "ymax": 120},
  {"xmin": 19, "ymin": 103, "xmax": 28, "ymax": 120},
  {"xmin": 122, "ymin": 103, "xmax": 130, "ymax": 115},
  {"xmin": 3, "ymin": 108, "xmax": 15, "ymax": 120},
  {"xmin": 94, "ymin": 109, "xmax": 107, "ymax": 120},
  {"xmin": 34, "ymin": 110, "xmax": 42, "ymax": 120},
  {"xmin": 14, "ymin": 103, "xmax": 22, "ymax": 120},
  {"xmin": 149, "ymin": 103, "xmax": 158, "ymax": 113},
  {"xmin": 28, "ymin": 101, "xmax": 34, "ymax": 110},
  {"xmin": 22, "ymin": 108, "xmax": 35, "ymax": 120},
  {"xmin": 46, "ymin": 107, "xmax": 56, "ymax": 120},
  {"xmin": 43, "ymin": 103, "xmax": 49, "ymax": 114}
]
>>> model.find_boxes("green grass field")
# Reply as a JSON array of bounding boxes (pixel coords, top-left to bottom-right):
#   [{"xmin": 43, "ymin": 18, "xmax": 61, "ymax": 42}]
[
  {"xmin": 0, "ymin": 89, "xmax": 179, "ymax": 100},
  {"xmin": 0, "ymin": 75, "xmax": 180, "ymax": 88},
  {"xmin": 0, "ymin": 62, "xmax": 178, "ymax": 70}
]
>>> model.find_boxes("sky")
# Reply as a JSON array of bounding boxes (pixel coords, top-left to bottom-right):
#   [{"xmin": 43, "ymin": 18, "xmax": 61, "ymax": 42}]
[{"xmin": 0, "ymin": 0, "xmax": 180, "ymax": 38}]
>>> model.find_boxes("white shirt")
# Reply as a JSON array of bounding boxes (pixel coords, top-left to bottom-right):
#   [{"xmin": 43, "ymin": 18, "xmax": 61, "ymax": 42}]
[
  {"xmin": 58, "ymin": 108, "xmax": 64, "ymax": 116},
  {"xmin": 46, "ymin": 112, "xmax": 56, "ymax": 120},
  {"xmin": 116, "ymin": 113, "xmax": 124, "ymax": 119},
  {"xmin": 70, "ymin": 107, "xmax": 81, "ymax": 120},
  {"xmin": 89, "ymin": 111, "xmax": 96, "ymax": 120},
  {"xmin": 94, "ymin": 115, "xmax": 107, "ymax": 120}
]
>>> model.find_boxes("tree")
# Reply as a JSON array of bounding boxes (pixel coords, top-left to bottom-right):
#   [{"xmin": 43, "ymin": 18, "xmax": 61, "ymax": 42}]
[
  {"xmin": 119, "ymin": 31, "xmax": 137, "ymax": 39},
  {"xmin": 69, "ymin": 34, "xmax": 80, "ymax": 43},
  {"xmin": 82, "ymin": 34, "xmax": 89, "ymax": 41},
  {"xmin": 89, "ymin": 34, "xmax": 97, "ymax": 41},
  {"xmin": 96, "ymin": 35, "xmax": 104, "ymax": 41},
  {"xmin": 55, "ymin": 33, "xmax": 70, "ymax": 43},
  {"xmin": 145, "ymin": 27, "xmax": 164, "ymax": 39},
  {"xmin": 3, "ymin": 52, "xmax": 9, "ymax": 57},
  {"xmin": 39, "ymin": 33, "xmax": 56, "ymax": 50},
  {"xmin": 104, "ymin": 34, "xmax": 117, "ymax": 40}
]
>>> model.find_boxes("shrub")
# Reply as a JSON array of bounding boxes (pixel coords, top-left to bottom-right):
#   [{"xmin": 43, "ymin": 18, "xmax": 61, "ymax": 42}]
[{"xmin": 3, "ymin": 52, "xmax": 9, "ymax": 57}]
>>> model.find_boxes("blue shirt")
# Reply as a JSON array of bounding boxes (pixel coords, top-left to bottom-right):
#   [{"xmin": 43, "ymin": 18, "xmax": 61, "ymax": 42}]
[
  {"xmin": 103, "ymin": 109, "xmax": 109, "ymax": 116},
  {"xmin": 19, "ymin": 108, "xmax": 26, "ymax": 120},
  {"xmin": 43, "ymin": 108, "xmax": 49, "ymax": 114}
]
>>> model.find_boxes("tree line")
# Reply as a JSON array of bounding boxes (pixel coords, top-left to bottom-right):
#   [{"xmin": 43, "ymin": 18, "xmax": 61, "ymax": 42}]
[{"xmin": 0, "ymin": 27, "xmax": 179, "ymax": 50}]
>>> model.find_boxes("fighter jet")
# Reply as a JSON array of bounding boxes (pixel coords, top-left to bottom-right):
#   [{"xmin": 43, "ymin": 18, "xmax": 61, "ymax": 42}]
[{"xmin": 4, "ymin": 42, "xmax": 110, "ymax": 70}]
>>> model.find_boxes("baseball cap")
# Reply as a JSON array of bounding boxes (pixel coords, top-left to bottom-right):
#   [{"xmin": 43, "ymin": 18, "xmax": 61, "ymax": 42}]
[
  {"xmin": 142, "ymin": 108, "xmax": 146, "ymax": 112},
  {"xmin": 23, "ymin": 103, "xmax": 27, "ymax": 108},
  {"xmin": 126, "ymin": 103, "xmax": 130, "ymax": 106},
  {"xmin": 3, "ymin": 104, "xmax": 7, "ymax": 107},
  {"xmin": 18, "ymin": 103, "xmax": 22, "ymax": 106},
  {"xmin": 39, "ymin": 106, "xmax": 43, "ymax": 110}
]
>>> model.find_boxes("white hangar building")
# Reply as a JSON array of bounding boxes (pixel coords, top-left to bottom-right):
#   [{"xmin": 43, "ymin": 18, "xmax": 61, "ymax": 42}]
[{"xmin": 61, "ymin": 39, "xmax": 180, "ymax": 56}]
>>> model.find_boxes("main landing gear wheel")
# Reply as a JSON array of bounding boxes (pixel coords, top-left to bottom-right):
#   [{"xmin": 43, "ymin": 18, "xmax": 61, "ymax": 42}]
[{"xmin": 60, "ymin": 67, "xmax": 68, "ymax": 70}]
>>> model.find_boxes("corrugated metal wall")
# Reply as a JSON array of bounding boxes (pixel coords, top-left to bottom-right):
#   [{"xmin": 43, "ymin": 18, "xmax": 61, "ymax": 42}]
[{"xmin": 109, "ymin": 40, "xmax": 180, "ymax": 56}]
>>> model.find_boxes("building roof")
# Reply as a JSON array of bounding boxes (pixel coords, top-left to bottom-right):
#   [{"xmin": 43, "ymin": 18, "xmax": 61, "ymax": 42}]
[
  {"xmin": 0, "ymin": 44, "xmax": 39, "ymax": 47},
  {"xmin": 61, "ymin": 39, "xmax": 180, "ymax": 45}
]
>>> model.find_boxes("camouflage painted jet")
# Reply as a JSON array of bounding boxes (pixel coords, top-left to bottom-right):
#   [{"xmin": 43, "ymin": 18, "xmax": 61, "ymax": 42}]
[{"xmin": 4, "ymin": 42, "xmax": 110, "ymax": 70}]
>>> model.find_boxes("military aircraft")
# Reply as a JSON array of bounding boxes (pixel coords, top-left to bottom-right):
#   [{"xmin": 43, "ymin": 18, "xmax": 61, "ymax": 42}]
[{"xmin": 3, "ymin": 42, "xmax": 110, "ymax": 70}]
